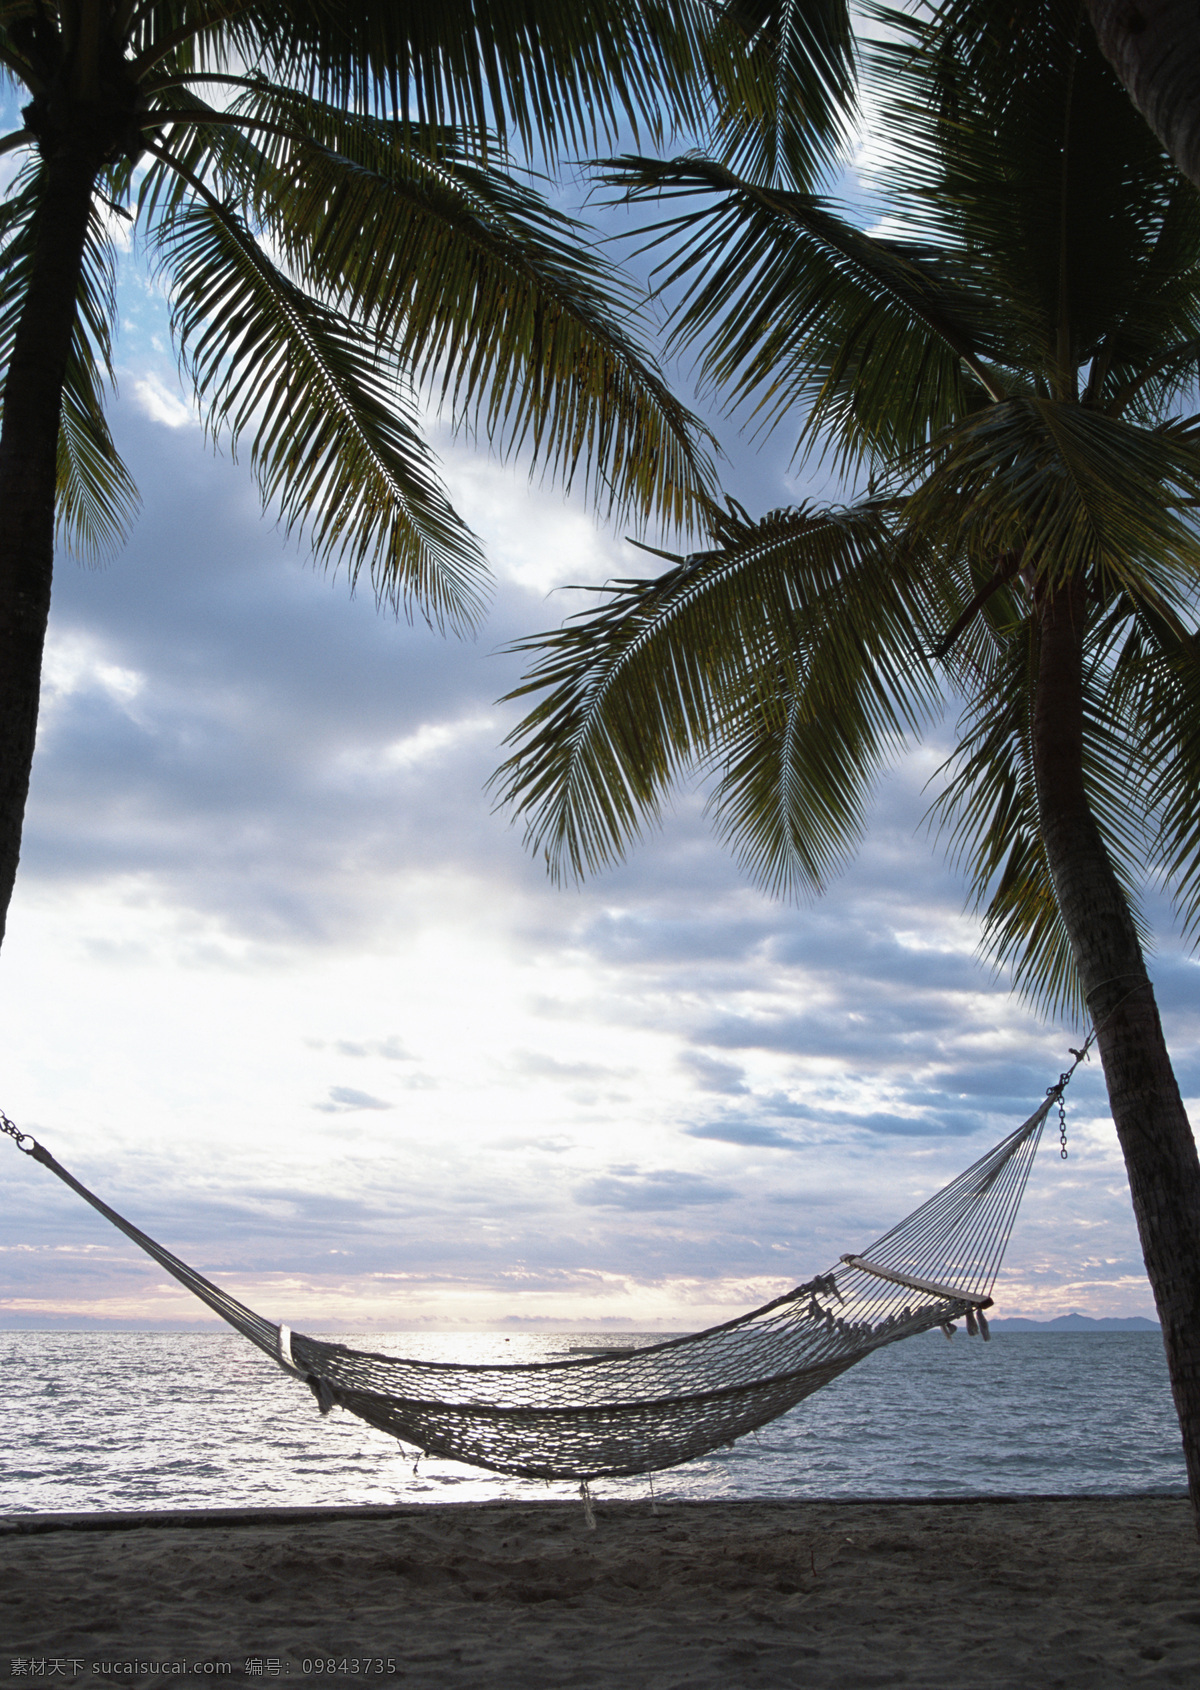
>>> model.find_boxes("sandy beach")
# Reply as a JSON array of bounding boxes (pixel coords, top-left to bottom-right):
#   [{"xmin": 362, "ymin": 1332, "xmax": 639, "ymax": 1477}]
[{"xmin": 3, "ymin": 1496, "xmax": 1198, "ymax": 1688}]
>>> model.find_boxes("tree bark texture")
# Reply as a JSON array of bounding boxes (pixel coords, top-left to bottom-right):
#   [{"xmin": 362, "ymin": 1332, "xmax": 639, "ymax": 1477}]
[
  {"xmin": 1033, "ymin": 579, "xmax": 1200, "ymax": 1527},
  {"xmin": 1088, "ymin": 0, "xmax": 1200, "ymax": 190},
  {"xmin": 0, "ymin": 141, "xmax": 100, "ymax": 947}
]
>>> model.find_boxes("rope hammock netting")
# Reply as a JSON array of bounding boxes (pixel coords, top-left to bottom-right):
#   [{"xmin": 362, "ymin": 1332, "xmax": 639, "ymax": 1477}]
[{"xmin": 2, "ymin": 1069, "xmax": 1074, "ymax": 1488}]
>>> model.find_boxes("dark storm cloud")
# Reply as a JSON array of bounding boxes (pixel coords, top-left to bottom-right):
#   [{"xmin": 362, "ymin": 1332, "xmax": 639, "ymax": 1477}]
[
  {"xmin": 23, "ymin": 394, "xmax": 1039, "ymax": 1141},
  {"xmin": 2, "ymin": 195, "xmax": 1173, "ymax": 1330},
  {"xmin": 1, "ymin": 1075, "xmax": 1149, "ymax": 1312},
  {"xmin": 908, "ymin": 1062, "xmax": 1055, "ymax": 1103},
  {"xmin": 21, "ymin": 393, "xmax": 1002, "ymax": 1004},
  {"xmin": 1, "ymin": 1143, "xmax": 768, "ymax": 1288},
  {"xmin": 32, "ymin": 395, "xmax": 870, "ymax": 973}
]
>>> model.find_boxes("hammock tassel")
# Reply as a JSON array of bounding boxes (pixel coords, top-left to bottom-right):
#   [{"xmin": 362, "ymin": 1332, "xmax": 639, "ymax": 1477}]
[
  {"xmin": 965, "ymin": 1308, "xmax": 978, "ymax": 1338},
  {"xmin": 978, "ymin": 1310, "xmax": 991, "ymax": 1341},
  {"xmin": 580, "ymin": 1481, "xmax": 597, "ymax": 1530},
  {"xmin": 307, "ymin": 1374, "xmax": 337, "ymax": 1415},
  {"xmin": 940, "ymin": 1321, "xmax": 957, "ymax": 1340}
]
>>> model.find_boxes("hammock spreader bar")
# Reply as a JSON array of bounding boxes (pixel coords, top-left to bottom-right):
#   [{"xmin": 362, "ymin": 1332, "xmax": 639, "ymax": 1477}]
[
  {"xmin": 3, "ymin": 1089, "xmax": 1060, "ymax": 1483},
  {"xmin": 839, "ymin": 1255, "xmax": 995, "ymax": 1306}
]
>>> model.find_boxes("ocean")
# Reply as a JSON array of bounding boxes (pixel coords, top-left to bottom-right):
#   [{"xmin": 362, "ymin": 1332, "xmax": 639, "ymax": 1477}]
[{"xmin": 2, "ymin": 1328, "xmax": 1185, "ymax": 1515}]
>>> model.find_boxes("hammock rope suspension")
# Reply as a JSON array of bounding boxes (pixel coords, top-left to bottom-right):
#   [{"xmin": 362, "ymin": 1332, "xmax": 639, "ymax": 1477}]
[{"xmin": 2, "ymin": 1064, "xmax": 1080, "ymax": 1484}]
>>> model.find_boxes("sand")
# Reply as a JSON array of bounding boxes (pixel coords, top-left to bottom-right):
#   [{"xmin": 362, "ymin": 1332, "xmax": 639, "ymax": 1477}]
[{"xmin": 3, "ymin": 1496, "xmax": 1199, "ymax": 1688}]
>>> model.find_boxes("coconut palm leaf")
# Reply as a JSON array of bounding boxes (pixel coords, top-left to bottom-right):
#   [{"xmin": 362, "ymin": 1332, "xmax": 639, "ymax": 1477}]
[
  {"xmin": 0, "ymin": 0, "xmax": 872, "ymax": 977},
  {"xmin": 150, "ymin": 171, "xmax": 485, "ymax": 624},
  {"xmin": 907, "ymin": 399, "xmax": 1200, "ymax": 604},
  {"xmin": 486, "ymin": 0, "xmax": 1200, "ymax": 1513},
  {"xmin": 223, "ymin": 0, "xmax": 717, "ymax": 155},
  {"xmin": 0, "ymin": 0, "xmax": 863, "ymax": 623},
  {"xmin": 55, "ymin": 344, "xmax": 141, "ymax": 564},
  {"xmin": 601, "ymin": 153, "xmax": 1004, "ymax": 470},
  {"xmin": 866, "ymin": 2, "xmax": 1184, "ymax": 369},
  {"xmin": 129, "ymin": 81, "xmax": 717, "ymax": 539},
  {"xmin": 494, "ymin": 498, "xmax": 947, "ymax": 884},
  {"xmin": 199, "ymin": 94, "xmax": 716, "ymax": 531},
  {"xmin": 710, "ymin": 0, "xmax": 855, "ymax": 188}
]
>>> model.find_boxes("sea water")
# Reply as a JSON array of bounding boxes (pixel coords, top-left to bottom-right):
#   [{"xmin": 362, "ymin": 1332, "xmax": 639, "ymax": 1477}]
[{"xmin": 0, "ymin": 1329, "xmax": 1185, "ymax": 1515}]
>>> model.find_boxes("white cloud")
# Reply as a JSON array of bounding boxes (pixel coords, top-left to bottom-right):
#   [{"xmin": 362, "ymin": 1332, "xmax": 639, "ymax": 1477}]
[
  {"xmin": 41, "ymin": 631, "xmax": 144, "ymax": 709},
  {"xmin": 133, "ymin": 372, "xmax": 195, "ymax": 429},
  {"xmin": 348, "ymin": 715, "xmax": 495, "ymax": 778}
]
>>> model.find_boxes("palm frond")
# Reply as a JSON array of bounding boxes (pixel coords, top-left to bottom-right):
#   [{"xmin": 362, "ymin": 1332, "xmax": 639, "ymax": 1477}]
[
  {"xmin": 907, "ymin": 399, "xmax": 1200, "ymax": 605},
  {"xmin": 709, "ymin": 0, "xmax": 856, "ymax": 188},
  {"xmin": 600, "ymin": 153, "xmax": 1002, "ymax": 474},
  {"xmin": 0, "ymin": 2, "xmax": 46, "ymax": 91},
  {"xmin": 494, "ymin": 498, "xmax": 943, "ymax": 888},
  {"xmin": 181, "ymin": 98, "xmax": 715, "ymax": 535},
  {"xmin": 229, "ymin": 0, "xmax": 718, "ymax": 156},
  {"xmin": 148, "ymin": 166, "xmax": 487, "ymax": 626},
  {"xmin": 56, "ymin": 366, "xmax": 142, "ymax": 563},
  {"xmin": 863, "ymin": 0, "xmax": 1188, "ymax": 383}
]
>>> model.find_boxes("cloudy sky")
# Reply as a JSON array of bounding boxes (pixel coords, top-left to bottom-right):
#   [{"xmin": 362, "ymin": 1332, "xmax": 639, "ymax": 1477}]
[{"xmin": 2, "ymin": 106, "xmax": 1195, "ymax": 1336}]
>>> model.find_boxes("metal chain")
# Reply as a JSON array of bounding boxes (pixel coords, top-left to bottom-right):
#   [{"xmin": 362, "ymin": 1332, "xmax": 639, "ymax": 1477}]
[
  {"xmin": 1, "ymin": 1111, "xmax": 35, "ymax": 1152},
  {"xmin": 1046, "ymin": 1043, "xmax": 1092, "ymax": 1162},
  {"xmin": 1057, "ymin": 1089, "xmax": 1069, "ymax": 1160}
]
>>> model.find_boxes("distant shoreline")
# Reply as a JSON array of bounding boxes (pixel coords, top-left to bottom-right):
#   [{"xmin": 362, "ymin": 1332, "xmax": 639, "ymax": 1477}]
[
  {"xmin": 985, "ymin": 1313, "xmax": 1159, "ymax": 1331},
  {"xmin": 0, "ymin": 1313, "xmax": 1161, "ymax": 1333}
]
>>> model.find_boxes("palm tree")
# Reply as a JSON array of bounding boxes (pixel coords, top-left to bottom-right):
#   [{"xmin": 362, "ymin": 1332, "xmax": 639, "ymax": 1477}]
[
  {"xmin": 495, "ymin": 0, "xmax": 1200, "ymax": 1518},
  {"xmin": 0, "ymin": 0, "xmax": 856, "ymax": 949}
]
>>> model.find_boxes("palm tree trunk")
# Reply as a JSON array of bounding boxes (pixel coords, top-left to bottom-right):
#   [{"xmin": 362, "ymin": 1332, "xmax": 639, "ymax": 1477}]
[
  {"xmin": 1087, "ymin": 0, "xmax": 1200, "ymax": 191},
  {"xmin": 1033, "ymin": 578, "xmax": 1200, "ymax": 1529},
  {"xmin": 0, "ymin": 141, "xmax": 100, "ymax": 947}
]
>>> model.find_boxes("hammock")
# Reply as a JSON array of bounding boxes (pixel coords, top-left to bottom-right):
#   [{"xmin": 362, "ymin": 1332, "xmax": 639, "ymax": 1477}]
[{"xmin": 2, "ymin": 1087, "xmax": 1063, "ymax": 1485}]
